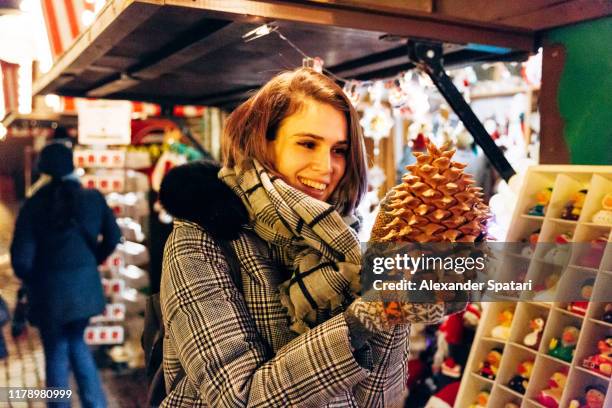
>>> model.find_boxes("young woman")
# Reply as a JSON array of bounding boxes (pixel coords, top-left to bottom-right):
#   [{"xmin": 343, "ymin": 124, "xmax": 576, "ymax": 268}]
[
  {"xmin": 159, "ymin": 68, "xmax": 448, "ymax": 407},
  {"xmin": 11, "ymin": 142, "xmax": 121, "ymax": 408}
]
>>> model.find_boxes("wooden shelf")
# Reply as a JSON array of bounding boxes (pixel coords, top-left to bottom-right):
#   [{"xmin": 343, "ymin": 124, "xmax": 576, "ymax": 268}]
[
  {"xmin": 580, "ymin": 222, "xmax": 612, "ymax": 228},
  {"xmin": 526, "ymin": 398, "xmax": 547, "ymax": 408},
  {"xmin": 547, "ymin": 217, "xmax": 578, "ymax": 225},
  {"xmin": 554, "ymin": 307, "xmax": 587, "ymax": 319},
  {"xmin": 521, "ymin": 214, "xmax": 546, "ymax": 221},
  {"xmin": 498, "ymin": 384, "xmax": 526, "ymax": 399},
  {"xmin": 508, "ymin": 341, "xmax": 538, "ymax": 354},
  {"xmin": 538, "ymin": 352, "xmax": 572, "ymax": 367},
  {"xmin": 482, "ymin": 336, "xmax": 508, "ymax": 344},
  {"xmin": 588, "ymin": 318, "xmax": 612, "ymax": 328},
  {"xmin": 456, "ymin": 166, "xmax": 612, "ymax": 408},
  {"xmin": 470, "ymin": 372, "xmax": 495, "ymax": 385},
  {"xmin": 573, "ymin": 365, "xmax": 611, "ymax": 382}
]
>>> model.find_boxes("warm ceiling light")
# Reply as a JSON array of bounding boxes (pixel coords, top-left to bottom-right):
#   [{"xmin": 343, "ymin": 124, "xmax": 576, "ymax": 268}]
[{"xmin": 242, "ymin": 23, "xmax": 277, "ymax": 42}]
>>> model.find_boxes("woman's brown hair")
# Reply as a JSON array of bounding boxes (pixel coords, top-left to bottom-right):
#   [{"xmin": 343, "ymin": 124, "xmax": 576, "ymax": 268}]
[{"xmin": 222, "ymin": 68, "xmax": 368, "ymax": 216}]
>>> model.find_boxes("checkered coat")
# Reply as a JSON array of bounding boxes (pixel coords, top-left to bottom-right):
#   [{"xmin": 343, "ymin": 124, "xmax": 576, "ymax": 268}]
[{"xmin": 158, "ymin": 161, "xmax": 448, "ymax": 407}]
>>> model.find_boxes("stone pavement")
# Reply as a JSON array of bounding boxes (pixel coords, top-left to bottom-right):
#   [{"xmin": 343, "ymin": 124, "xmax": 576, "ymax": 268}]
[{"xmin": 0, "ymin": 201, "xmax": 147, "ymax": 407}]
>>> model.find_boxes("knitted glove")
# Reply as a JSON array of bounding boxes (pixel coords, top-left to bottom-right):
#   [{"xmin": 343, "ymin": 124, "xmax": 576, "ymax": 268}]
[{"xmin": 344, "ymin": 297, "xmax": 448, "ymax": 351}]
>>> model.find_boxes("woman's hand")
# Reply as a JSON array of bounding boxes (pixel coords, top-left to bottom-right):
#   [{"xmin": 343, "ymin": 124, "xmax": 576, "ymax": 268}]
[{"xmin": 345, "ymin": 297, "xmax": 446, "ymax": 333}]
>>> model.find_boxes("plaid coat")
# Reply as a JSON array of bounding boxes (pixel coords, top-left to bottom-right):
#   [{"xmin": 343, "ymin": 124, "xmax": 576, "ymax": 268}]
[{"xmin": 160, "ymin": 220, "xmax": 447, "ymax": 407}]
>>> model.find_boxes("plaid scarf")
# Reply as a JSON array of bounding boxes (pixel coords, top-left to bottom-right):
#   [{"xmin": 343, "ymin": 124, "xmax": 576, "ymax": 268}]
[{"xmin": 220, "ymin": 159, "xmax": 361, "ymax": 333}]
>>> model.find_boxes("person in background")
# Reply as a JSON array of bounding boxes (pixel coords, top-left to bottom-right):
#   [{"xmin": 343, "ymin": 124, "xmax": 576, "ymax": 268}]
[
  {"xmin": 11, "ymin": 142, "xmax": 121, "ymax": 408},
  {"xmin": 158, "ymin": 68, "xmax": 452, "ymax": 407},
  {"xmin": 27, "ymin": 126, "xmax": 76, "ymax": 198}
]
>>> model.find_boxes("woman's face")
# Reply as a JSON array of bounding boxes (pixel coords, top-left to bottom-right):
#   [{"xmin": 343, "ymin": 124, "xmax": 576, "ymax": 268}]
[{"xmin": 268, "ymin": 98, "xmax": 348, "ymax": 202}]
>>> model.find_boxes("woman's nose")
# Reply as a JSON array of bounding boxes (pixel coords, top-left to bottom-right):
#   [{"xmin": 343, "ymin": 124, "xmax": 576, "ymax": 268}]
[{"xmin": 311, "ymin": 149, "xmax": 332, "ymax": 174}]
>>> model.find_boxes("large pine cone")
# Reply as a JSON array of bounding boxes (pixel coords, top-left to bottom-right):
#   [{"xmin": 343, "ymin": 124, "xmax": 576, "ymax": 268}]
[{"xmin": 371, "ymin": 142, "xmax": 490, "ymax": 243}]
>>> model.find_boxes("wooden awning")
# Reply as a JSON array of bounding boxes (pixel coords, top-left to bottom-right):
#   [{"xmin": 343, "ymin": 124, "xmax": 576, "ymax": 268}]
[{"xmin": 33, "ymin": 0, "xmax": 611, "ymax": 108}]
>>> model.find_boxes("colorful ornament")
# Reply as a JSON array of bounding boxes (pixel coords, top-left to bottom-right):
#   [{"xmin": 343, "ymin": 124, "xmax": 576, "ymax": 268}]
[
  {"xmin": 360, "ymin": 102, "xmax": 393, "ymax": 141},
  {"xmin": 569, "ymin": 384, "xmax": 607, "ymax": 408},
  {"xmin": 582, "ymin": 336, "xmax": 612, "ymax": 377},
  {"xmin": 536, "ymin": 369, "xmax": 568, "ymax": 408},
  {"xmin": 468, "ymin": 390, "xmax": 490, "ymax": 408},
  {"xmin": 592, "ymin": 193, "xmax": 612, "ymax": 225},
  {"xmin": 507, "ymin": 359, "xmax": 534, "ymax": 394},
  {"xmin": 568, "ymin": 278, "xmax": 594, "ymax": 316},
  {"xmin": 577, "ymin": 234, "xmax": 607, "ymax": 268},
  {"xmin": 478, "ymin": 348, "xmax": 502, "ymax": 380},
  {"xmin": 523, "ymin": 316, "xmax": 545, "ymax": 348},
  {"xmin": 560, "ymin": 189, "xmax": 587, "ymax": 220},
  {"xmin": 543, "ymin": 232, "xmax": 572, "ymax": 266},
  {"xmin": 548, "ymin": 326, "xmax": 579, "ymax": 362},
  {"xmin": 491, "ymin": 309, "xmax": 513, "ymax": 340},
  {"xmin": 527, "ymin": 187, "xmax": 552, "ymax": 216}
]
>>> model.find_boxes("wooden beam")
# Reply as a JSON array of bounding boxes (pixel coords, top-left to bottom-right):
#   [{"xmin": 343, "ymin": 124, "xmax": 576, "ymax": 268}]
[
  {"xmin": 539, "ymin": 42, "xmax": 569, "ymax": 164},
  {"xmin": 167, "ymin": 0, "xmax": 535, "ymax": 51},
  {"xmin": 498, "ymin": 0, "xmax": 612, "ymax": 30},
  {"xmin": 33, "ymin": 0, "xmax": 162, "ymax": 96},
  {"xmin": 434, "ymin": 0, "xmax": 566, "ymax": 24},
  {"xmin": 87, "ymin": 73, "xmax": 141, "ymax": 98},
  {"xmin": 85, "ymin": 21, "xmax": 245, "ymax": 97},
  {"xmin": 304, "ymin": 0, "xmax": 433, "ymax": 14},
  {"xmin": 133, "ymin": 22, "xmax": 243, "ymax": 80}
]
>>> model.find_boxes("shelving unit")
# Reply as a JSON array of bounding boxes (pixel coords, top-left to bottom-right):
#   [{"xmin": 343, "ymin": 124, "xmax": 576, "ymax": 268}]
[
  {"xmin": 456, "ymin": 165, "xmax": 612, "ymax": 408},
  {"xmin": 75, "ymin": 146, "xmax": 150, "ymax": 367}
]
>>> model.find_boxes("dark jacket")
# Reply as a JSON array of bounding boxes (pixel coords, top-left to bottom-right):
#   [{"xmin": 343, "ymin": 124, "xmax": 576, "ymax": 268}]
[
  {"xmin": 11, "ymin": 179, "xmax": 121, "ymax": 328},
  {"xmin": 157, "ymin": 161, "xmax": 445, "ymax": 407}
]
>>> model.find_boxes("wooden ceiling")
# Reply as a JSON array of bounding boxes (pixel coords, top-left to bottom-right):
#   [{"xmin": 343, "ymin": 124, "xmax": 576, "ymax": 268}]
[{"xmin": 32, "ymin": 0, "xmax": 611, "ymax": 108}]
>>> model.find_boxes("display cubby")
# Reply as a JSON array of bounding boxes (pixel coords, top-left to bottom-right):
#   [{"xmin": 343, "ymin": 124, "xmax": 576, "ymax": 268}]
[{"xmin": 456, "ymin": 165, "xmax": 612, "ymax": 407}]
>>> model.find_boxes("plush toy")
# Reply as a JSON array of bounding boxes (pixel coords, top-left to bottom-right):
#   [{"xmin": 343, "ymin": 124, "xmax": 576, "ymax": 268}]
[
  {"xmin": 468, "ymin": 390, "xmax": 490, "ymax": 408},
  {"xmin": 520, "ymin": 229, "xmax": 540, "ymax": 257},
  {"xmin": 533, "ymin": 273, "xmax": 561, "ymax": 302},
  {"xmin": 602, "ymin": 303, "xmax": 612, "ymax": 323},
  {"xmin": 528, "ymin": 187, "xmax": 553, "ymax": 216},
  {"xmin": 424, "ymin": 381, "xmax": 460, "ymax": 408},
  {"xmin": 536, "ymin": 369, "xmax": 568, "ymax": 408},
  {"xmin": 523, "ymin": 316, "xmax": 545, "ymax": 348},
  {"xmin": 577, "ymin": 235, "xmax": 607, "ymax": 268},
  {"xmin": 478, "ymin": 348, "xmax": 502, "ymax": 380},
  {"xmin": 568, "ymin": 384, "xmax": 607, "ymax": 408},
  {"xmin": 548, "ymin": 326, "xmax": 580, "ymax": 362},
  {"xmin": 568, "ymin": 278, "xmax": 594, "ymax": 316},
  {"xmin": 543, "ymin": 232, "xmax": 572, "ymax": 266},
  {"xmin": 491, "ymin": 309, "xmax": 513, "ymax": 340},
  {"xmin": 592, "ymin": 193, "xmax": 612, "ymax": 225},
  {"xmin": 507, "ymin": 359, "xmax": 534, "ymax": 394},
  {"xmin": 463, "ymin": 303, "xmax": 482, "ymax": 328},
  {"xmin": 582, "ymin": 336, "xmax": 611, "ymax": 377},
  {"xmin": 560, "ymin": 189, "xmax": 587, "ymax": 220}
]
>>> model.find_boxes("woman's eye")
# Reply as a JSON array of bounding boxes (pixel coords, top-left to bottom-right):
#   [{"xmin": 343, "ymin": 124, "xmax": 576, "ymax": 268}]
[
  {"xmin": 298, "ymin": 141, "xmax": 316, "ymax": 149},
  {"xmin": 333, "ymin": 147, "xmax": 348, "ymax": 156}
]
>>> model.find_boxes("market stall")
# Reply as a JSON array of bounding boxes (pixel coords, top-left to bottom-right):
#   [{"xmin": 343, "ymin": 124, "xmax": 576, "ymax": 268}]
[{"xmin": 7, "ymin": 1, "xmax": 610, "ymax": 406}]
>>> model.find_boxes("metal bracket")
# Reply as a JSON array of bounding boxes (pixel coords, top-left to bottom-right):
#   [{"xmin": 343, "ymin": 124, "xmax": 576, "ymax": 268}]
[{"xmin": 407, "ymin": 40, "xmax": 516, "ymax": 182}]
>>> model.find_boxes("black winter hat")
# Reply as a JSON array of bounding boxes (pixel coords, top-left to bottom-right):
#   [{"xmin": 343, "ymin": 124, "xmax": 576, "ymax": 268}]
[{"xmin": 38, "ymin": 142, "xmax": 74, "ymax": 178}]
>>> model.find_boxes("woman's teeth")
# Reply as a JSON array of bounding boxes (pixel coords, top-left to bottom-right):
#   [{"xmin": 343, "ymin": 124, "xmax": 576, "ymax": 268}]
[{"xmin": 298, "ymin": 177, "xmax": 327, "ymax": 191}]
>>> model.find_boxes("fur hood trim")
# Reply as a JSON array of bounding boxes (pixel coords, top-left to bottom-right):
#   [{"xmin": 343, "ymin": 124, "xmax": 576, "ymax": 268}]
[{"xmin": 159, "ymin": 160, "xmax": 249, "ymax": 240}]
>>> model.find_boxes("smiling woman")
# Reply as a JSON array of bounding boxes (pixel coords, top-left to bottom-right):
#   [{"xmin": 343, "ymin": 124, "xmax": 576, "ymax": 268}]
[
  {"xmin": 158, "ymin": 68, "xmax": 449, "ymax": 407},
  {"xmin": 222, "ymin": 68, "xmax": 367, "ymax": 216}
]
